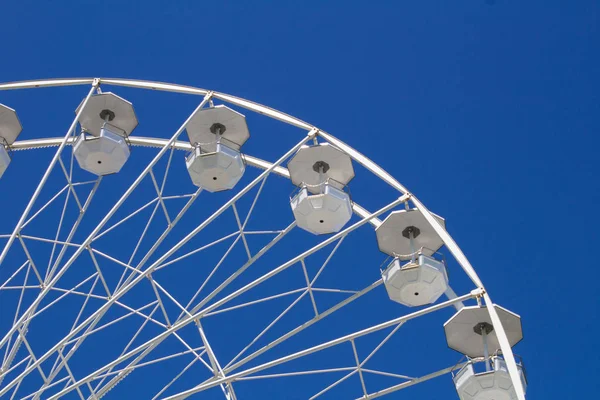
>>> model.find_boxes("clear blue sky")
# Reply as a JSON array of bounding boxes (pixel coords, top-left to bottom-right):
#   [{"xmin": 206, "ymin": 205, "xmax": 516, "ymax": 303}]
[{"xmin": 0, "ymin": 1, "xmax": 598, "ymax": 399}]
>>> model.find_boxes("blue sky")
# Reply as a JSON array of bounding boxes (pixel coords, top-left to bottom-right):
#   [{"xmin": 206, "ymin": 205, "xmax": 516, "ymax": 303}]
[{"xmin": 0, "ymin": 1, "xmax": 598, "ymax": 399}]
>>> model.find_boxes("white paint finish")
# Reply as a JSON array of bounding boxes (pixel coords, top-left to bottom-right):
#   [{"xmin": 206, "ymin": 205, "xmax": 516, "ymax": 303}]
[
  {"xmin": 454, "ymin": 358, "xmax": 527, "ymax": 400},
  {"xmin": 287, "ymin": 143, "xmax": 355, "ymax": 192},
  {"xmin": 0, "ymin": 145, "xmax": 10, "ymax": 178},
  {"xmin": 73, "ymin": 129, "xmax": 130, "ymax": 176},
  {"xmin": 444, "ymin": 305, "xmax": 523, "ymax": 358},
  {"xmin": 351, "ymin": 203, "xmax": 382, "ymax": 227},
  {"xmin": 161, "ymin": 291, "xmax": 475, "ymax": 400},
  {"xmin": 0, "ymin": 78, "xmax": 95, "ymax": 91},
  {"xmin": 494, "ymin": 357, "xmax": 527, "ymax": 395},
  {"xmin": 357, "ymin": 362, "xmax": 469, "ymax": 399},
  {"xmin": 445, "ymin": 286, "xmax": 466, "ymax": 311},
  {"xmin": 212, "ymin": 91, "xmax": 313, "ymax": 131},
  {"xmin": 186, "ymin": 105, "xmax": 249, "ymax": 150},
  {"xmin": 291, "ymin": 184, "xmax": 353, "ymax": 235},
  {"xmin": 75, "ymin": 92, "xmax": 138, "ymax": 137},
  {"xmin": 0, "ymin": 103, "xmax": 23, "ymax": 145},
  {"xmin": 376, "ymin": 208, "xmax": 446, "ymax": 259},
  {"xmin": 101, "ymin": 78, "xmax": 210, "ymax": 96},
  {"xmin": 185, "ymin": 144, "xmax": 245, "ymax": 192},
  {"xmin": 382, "ymin": 254, "xmax": 449, "ymax": 307}
]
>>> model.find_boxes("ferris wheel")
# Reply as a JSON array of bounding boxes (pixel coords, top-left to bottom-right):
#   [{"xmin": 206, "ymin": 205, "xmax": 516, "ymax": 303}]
[{"xmin": 0, "ymin": 78, "xmax": 527, "ymax": 399}]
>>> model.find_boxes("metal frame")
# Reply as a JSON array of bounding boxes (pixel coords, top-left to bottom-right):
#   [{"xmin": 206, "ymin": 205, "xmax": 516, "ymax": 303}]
[{"xmin": 0, "ymin": 78, "xmax": 525, "ymax": 400}]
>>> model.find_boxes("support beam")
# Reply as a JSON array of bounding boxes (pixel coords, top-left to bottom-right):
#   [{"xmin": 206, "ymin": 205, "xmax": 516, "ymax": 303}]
[
  {"xmin": 356, "ymin": 362, "xmax": 468, "ymax": 399},
  {"xmin": 162, "ymin": 291, "xmax": 477, "ymax": 399},
  {"xmin": 40, "ymin": 195, "xmax": 408, "ymax": 399}
]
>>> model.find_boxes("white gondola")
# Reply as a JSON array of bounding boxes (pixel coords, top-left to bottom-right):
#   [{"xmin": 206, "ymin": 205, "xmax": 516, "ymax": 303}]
[
  {"xmin": 185, "ymin": 142, "xmax": 245, "ymax": 191},
  {"xmin": 376, "ymin": 208, "xmax": 449, "ymax": 306},
  {"xmin": 287, "ymin": 143, "xmax": 354, "ymax": 235},
  {"xmin": 454, "ymin": 354, "xmax": 527, "ymax": 400},
  {"xmin": 73, "ymin": 92, "xmax": 137, "ymax": 176},
  {"xmin": 0, "ymin": 104, "xmax": 23, "ymax": 179},
  {"xmin": 73, "ymin": 125, "xmax": 131, "ymax": 175},
  {"xmin": 445, "ymin": 305, "xmax": 526, "ymax": 400},
  {"xmin": 382, "ymin": 253, "xmax": 448, "ymax": 307},
  {"xmin": 290, "ymin": 180, "xmax": 353, "ymax": 235},
  {"xmin": 185, "ymin": 105, "xmax": 249, "ymax": 192}
]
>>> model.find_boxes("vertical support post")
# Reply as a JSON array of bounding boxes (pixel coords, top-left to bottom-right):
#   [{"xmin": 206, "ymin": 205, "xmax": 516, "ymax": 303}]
[
  {"xmin": 409, "ymin": 230, "xmax": 416, "ymax": 264},
  {"xmin": 319, "ymin": 166, "xmax": 324, "ymax": 194},
  {"xmin": 216, "ymin": 126, "xmax": 222, "ymax": 146},
  {"xmin": 482, "ymin": 328, "xmax": 490, "ymax": 372}
]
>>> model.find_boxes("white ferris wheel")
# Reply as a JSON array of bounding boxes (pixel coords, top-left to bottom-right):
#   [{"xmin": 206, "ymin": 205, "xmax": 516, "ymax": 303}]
[{"xmin": 0, "ymin": 78, "xmax": 527, "ymax": 400}]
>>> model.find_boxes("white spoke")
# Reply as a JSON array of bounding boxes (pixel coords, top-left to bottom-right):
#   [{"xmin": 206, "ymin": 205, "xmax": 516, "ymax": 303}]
[
  {"xmin": 225, "ymin": 279, "xmax": 384, "ymax": 374},
  {"xmin": 94, "ymin": 197, "xmax": 159, "ymax": 241},
  {"xmin": 204, "ymin": 288, "xmax": 306, "ymax": 317},
  {"xmin": 311, "ymin": 369, "xmax": 358, "ymax": 399},
  {"xmin": 16, "ymin": 236, "xmax": 44, "ymax": 286},
  {"xmin": 238, "ymin": 367, "xmax": 355, "ymax": 381},
  {"xmin": 351, "ymin": 340, "xmax": 368, "ymax": 397},
  {"xmin": 151, "ymin": 357, "xmax": 199, "ymax": 400},
  {"xmin": 226, "ymin": 289, "xmax": 310, "ymax": 368},
  {"xmin": 94, "ymin": 346, "xmax": 205, "ymax": 381},
  {"xmin": 91, "ymin": 303, "xmax": 162, "ymax": 394},
  {"xmin": 0, "ymin": 260, "xmax": 29, "ymax": 289},
  {"xmin": 161, "ymin": 292, "xmax": 476, "ymax": 399},
  {"xmin": 355, "ymin": 363, "xmax": 468, "ymax": 399},
  {"xmin": 360, "ymin": 369, "xmax": 414, "ymax": 380},
  {"xmin": 155, "ymin": 231, "xmax": 240, "ymax": 272}
]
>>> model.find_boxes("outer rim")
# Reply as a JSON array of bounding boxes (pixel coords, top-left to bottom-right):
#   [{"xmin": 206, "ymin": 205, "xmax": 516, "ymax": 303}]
[{"xmin": 0, "ymin": 77, "xmax": 526, "ymax": 400}]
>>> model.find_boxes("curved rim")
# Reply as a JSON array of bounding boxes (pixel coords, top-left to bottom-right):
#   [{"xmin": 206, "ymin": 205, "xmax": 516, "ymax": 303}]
[{"xmin": 0, "ymin": 77, "xmax": 525, "ymax": 400}]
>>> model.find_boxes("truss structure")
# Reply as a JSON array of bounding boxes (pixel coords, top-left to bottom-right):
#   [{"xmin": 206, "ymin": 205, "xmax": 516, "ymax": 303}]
[{"xmin": 0, "ymin": 78, "xmax": 526, "ymax": 399}]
